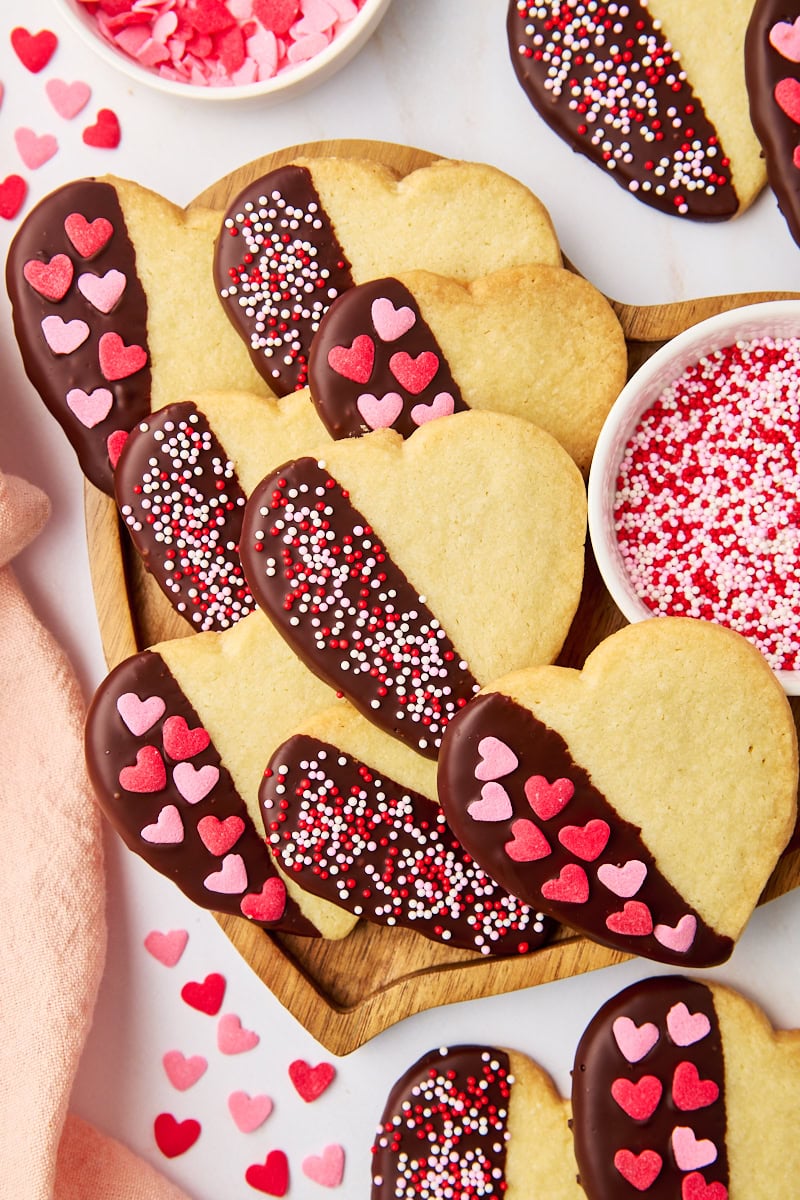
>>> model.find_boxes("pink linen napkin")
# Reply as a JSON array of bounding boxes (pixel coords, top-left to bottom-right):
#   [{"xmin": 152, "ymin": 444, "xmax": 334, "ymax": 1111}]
[{"xmin": 0, "ymin": 469, "xmax": 191, "ymax": 1200}]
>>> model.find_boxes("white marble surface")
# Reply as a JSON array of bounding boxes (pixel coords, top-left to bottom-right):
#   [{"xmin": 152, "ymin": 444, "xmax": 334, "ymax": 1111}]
[{"xmin": 2, "ymin": 2, "xmax": 800, "ymax": 1196}]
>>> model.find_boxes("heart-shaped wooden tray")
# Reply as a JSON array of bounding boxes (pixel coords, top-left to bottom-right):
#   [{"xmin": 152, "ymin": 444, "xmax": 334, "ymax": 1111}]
[{"xmin": 85, "ymin": 139, "xmax": 800, "ymax": 1055}]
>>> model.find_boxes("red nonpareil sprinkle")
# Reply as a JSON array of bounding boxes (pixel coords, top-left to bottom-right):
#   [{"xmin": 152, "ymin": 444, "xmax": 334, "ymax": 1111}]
[{"xmin": 614, "ymin": 335, "xmax": 800, "ymax": 671}]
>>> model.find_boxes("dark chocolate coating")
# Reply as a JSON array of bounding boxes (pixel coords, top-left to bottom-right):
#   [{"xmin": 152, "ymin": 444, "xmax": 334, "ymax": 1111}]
[
  {"xmin": 308, "ymin": 277, "xmax": 467, "ymax": 439},
  {"xmin": 85, "ymin": 649, "xmax": 319, "ymax": 936},
  {"xmin": 214, "ymin": 164, "xmax": 355, "ymax": 396},
  {"xmin": 746, "ymin": 1, "xmax": 800, "ymax": 247},
  {"xmin": 437, "ymin": 691, "xmax": 734, "ymax": 966},
  {"xmin": 572, "ymin": 975, "xmax": 728, "ymax": 1199},
  {"xmin": 507, "ymin": 1, "xmax": 738, "ymax": 220},
  {"xmin": 6, "ymin": 179, "xmax": 151, "ymax": 494},
  {"xmin": 115, "ymin": 401, "xmax": 256, "ymax": 632},
  {"xmin": 241, "ymin": 457, "xmax": 480, "ymax": 758},
  {"xmin": 371, "ymin": 1046, "xmax": 513, "ymax": 1199},
  {"xmin": 261, "ymin": 733, "xmax": 555, "ymax": 955}
]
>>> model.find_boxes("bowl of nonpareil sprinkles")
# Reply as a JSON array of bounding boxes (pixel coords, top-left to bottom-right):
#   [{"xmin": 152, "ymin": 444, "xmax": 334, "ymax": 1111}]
[{"xmin": 588, "ymin": 300, "xmax": 800, "ymax": 693}]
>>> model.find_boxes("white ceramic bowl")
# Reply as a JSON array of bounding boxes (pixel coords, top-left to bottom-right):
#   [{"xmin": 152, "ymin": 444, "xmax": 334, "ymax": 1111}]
[
  {"xmin": 588, "ymin": 299, "xmax": 800, "ymax": 695},
  {"xmin": 56, "ymin": 0, "xmax": 392, "ymax": 102}
]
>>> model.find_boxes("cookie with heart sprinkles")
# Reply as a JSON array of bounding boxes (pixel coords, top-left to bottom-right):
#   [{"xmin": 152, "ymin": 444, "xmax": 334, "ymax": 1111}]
[
  {"xmin": 507, "ymin": 0, "xmax": 765, "ymax": 220},
  {"xmin": 437, "ymin": 617, "xmax": 797, "ymax": 967}
]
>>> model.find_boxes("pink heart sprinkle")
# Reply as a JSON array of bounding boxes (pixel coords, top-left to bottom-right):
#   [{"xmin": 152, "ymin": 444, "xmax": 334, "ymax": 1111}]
[
  {"xmin": 371, "ymin": 295, "xmax": 416, "ymax": 341},
  {"xmin": 671, "ymin": 1126, "xmax": 717, "ymax": 1172},
  {"xmin": 116, "ymin": 691, "xmax": 166, "ymax": 736},
  {"xmin": 467, "ymin": 781, "xmax": 513, "ymax": 823},
  {"xmin": 654, "ymin": 914, "xmax": 697, "ymax": 954},
  {"xmin": 410, "ymin": 392, "xmax": 455, "ymax": 426},
  {"xmin": 173, "ymin": 761, "xmax": 219, "ymax": 804},
  {"xmin": 770, "ymin": 17, "xmax": 800, "ymax": 63},
  {"xmin": 504, "ymin": 817, "xmax": 552, "ymax": 862},
  {"xmin": 66, "ymin": 387, "xmax": 113, "ymax": 429},
  {"xmin": 612, "ymin": 1015, "xmax": 660, "ymax": 1063},
  {"xmin": 302, "ymin": 1143, "xmax": 345, "ymax": 1188},
  {"xmin": 77, "ymin": 268, "xmax": 126, "ymax": 313},
  {"xmin": 143, "ymin": 928, "xmax": 188, "ymax": 966},
  {"xmin": 287, "ymin": 30, "xmax": 330, "ymax": 61},
  {"xmin": 204, "ymin": 852, "xmax": 247, "ymax": 895},
  {"xmin": 45, "ymin": 78, "xmax": 91, "ymax": 119},
  {"xmin": 41, "ymin": 315, "xmax": 89, "ymax": 355},
  {"xmin": 475, "ymin": 735, "xmax": 518, "ymax": 781},
  {"xmin": 228, "ymin": 1090, "xmax": 273, "ymax": 1133},
  {"xmin": 666, "ymin": 1002, "xmax": 711, "ymax": 1047},
  {"xmin": 218, "ymin": 1012, "xmax": 259, "ymax": 1054},
  {"xmin": 523, "ymin": 774, "xmax": 574, "ymax": 820},
  {"xmin": 142, "ymin": 804, "xmax": 184, "ymax": 845},
  {"xmin": 597, "ymin": 859, "xmax": 647, "ymax": 898},
  {"xmin": 14, "ymin": 127, "xmax": 58, "ymax": 170},
  {"xmin": 356, "ymin": 391, "xmax": 403, "ymax": 430},
  {"xmin": 163, "ymin": 1050, "xmax": 208, "ymax": 1091}
]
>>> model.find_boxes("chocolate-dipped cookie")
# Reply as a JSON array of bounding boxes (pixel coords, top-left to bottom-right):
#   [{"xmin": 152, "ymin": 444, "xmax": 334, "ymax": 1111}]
[{"xmin": 438, "ymin": 618, "xmax": 797, "ymax": 967}]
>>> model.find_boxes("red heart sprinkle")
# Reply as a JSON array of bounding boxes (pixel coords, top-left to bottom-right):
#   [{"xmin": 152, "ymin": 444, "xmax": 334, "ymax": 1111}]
[
  {"xmin": 524, "ymin": 774, "xmax": 574, "ymax": 820},
  {"xmin": 389, "ymin": 349, "xmax": 440, "ymax": 394},
  {"xmin": 540, "ymin": 862, "xmax": 589, "ymax": 904},
  {"xmin": 327, "ymin": 334, "xmax": 375, "ymax": 383},
  {"xmin": 606, "ymin": 900, "xmax": 654, "ymax": 937},
  {"xmin": 288, "ymin": 1059, "xmax": 336, "ymax": 1102},
  {"xmin": 64, "ymin": 211, "xmax": 113, "ymax": 257},
  {"xmin": 153, "ymin": 1112, "xmax": 201, "ymax": 1158},
  {"xmin": 181, "ymin": 971, "xmax": 226, "ymax": 1015},
  {"xmin": 614, "ymin": 1148, "xmax": 663, "ymax": 1190},
  {"xmin": 775, "ymin": 77, "xmax": 800, "ymax": 124},
  {"xmin": 22, "ymin": 253, "xmax": 73, "ymax": 301},
  {"xmin": 610, "ymin": 1074, "xmax": 663, "ymax": 1121},
  {"xmin": 557, "ymin": 818, "xmax": 610, "ymax": 862},
  {"xmin": 504, "ymin": 817, "xmax": 551, "ymax": 863},
  {"xmin": 672, "ymin": 1061, "xmax": 720, "ymax": 1111},
  {"xmin": 215, "ymin": 24, "xmax": 246, "ymax": 73},
  {"xmin": 187, "ymin": 0, "xmax": 237, "ymax": 34},
  {"xmin": 11, "ymin": 27, "xmax": 58, "ymax": 73},
  {"xmin": 197, "ymin": 814, "xmax": 245, "ymax": 856},
  {"xmin": 107, "ymin": 430, "xmax": 129, "ymax": 469},
  {"xmin": 246, "ymin": 1150, "xmax": 290, "ymax": 1196},
  {"xmin": 98, "ymin": 331, "xmax": 147, "ymax": 381},
  {"xmin": 682, "ymin": 1173, "xmax": 729, "ymax": 1200},
  {"xmin": 82, "ymin": 108, "xmax": 121, "ymax": 150},
  {"xmin": 253, "ymin": 0, "xmax": 299, "ymax": 34},
  {"xmin": 118, "ymin": 745, "xmax": 166, "ymax": 793},
  {"xmin": 161, "ymin": 714, "xmax": 211, "ymax": 761},
  {"xmin": 240, "ymin": 877, "xmax": 287, "ymax": 922},
  {"xmin": 0, "ymin": 174, "xmax": 28, "ymax": 221}
]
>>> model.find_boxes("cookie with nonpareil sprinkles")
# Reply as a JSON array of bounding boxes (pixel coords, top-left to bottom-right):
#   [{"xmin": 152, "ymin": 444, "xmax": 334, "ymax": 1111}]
[
  {"xmin": 571, "ymin": 974, "xmax": 800, "ymax": 1199},
  {"xmin": 115, "ymin": 389, "xmax": 330, "ymax": 632},
  {"xmin": 213, "ymin": 155, "xmax": 561, "ymax": 395},
  {"xmin": 240, "ymin": 410, "xmax": 587, "ymax": 759},
  {"xmin": 260, "ymin": 703, "xmax": 556, "ymax": 956},
  {"xmin": 308, "ymin": 266, "xmax": 627, "ymax": 474},
  {"xmin": 438, "ymin": 618, "xmax": 797, "ymax": 966},
  {"xmin": 371, "ymin": 1044, "xmax": 584, "ymax": 1199},
  {"xmin": 6, "ymin": 176, "xmax": 266, "ymax": 494},
  {"xmin": 86, "ymin": 609, "xmax": 356, "ymax": 940},
  {"xmin": 507, "ymin": 0, "xmax": 765, "ymax": 219},
  {"xmin": 746, "ymin": 1, "xmax": 800, "ymax": 247}
]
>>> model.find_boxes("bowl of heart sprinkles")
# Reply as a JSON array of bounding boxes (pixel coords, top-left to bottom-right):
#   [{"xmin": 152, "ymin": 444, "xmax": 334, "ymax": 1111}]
[
  {"xmin": 588, "ymin": 300, "xmax": 800, "ymax": 694},
  {"xmin": 56, "ymin": 0, "xmax": 392, "ymax": 100}
]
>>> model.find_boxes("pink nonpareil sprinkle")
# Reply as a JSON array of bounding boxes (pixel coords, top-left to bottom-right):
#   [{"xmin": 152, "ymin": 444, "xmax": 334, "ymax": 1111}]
[
  {"xmin": 613, "ymin": 335, "xmax": 800, "ymax": 672},
  {"xmin": 77, "ymin": 0, "xmax": 367, "ymax": 87}
]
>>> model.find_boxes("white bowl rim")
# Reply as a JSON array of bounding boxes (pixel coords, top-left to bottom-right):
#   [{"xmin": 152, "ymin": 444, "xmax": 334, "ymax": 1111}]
[
  {"xmin": 587, "ymin": 297, "xmax": 800, "ymax": 695},
  {"xmin": 55, "ymin": 0, "xmax": 393, "ymax": 101}
]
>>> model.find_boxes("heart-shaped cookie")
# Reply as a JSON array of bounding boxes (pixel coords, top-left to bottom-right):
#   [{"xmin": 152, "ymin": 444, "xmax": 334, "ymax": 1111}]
[
  {"xmin": 371, "ymin": 1044, "xmax": 583, "ymax": 1199},
  {"xmin": 214, "ymin": 155, "xmax": 560, "ymax": 396},
  {"xmin": 260, "ymin": 703, "xmax": 555, "ymax": 955},
  {"xmin": 438, "ymin": 618, "xmax": 797, "ymax": 966},
  {"xmin": 508, "ymin": 0, "xmax": 765, "ymax": 219},
  {"xmin": 240, "ymin": 409, "xmax": 587, "ymax": 758},
  {"xmin": 571, "ymin": 974, "xmax": 800, "ymax": 1199},
  {"xmin": 308, "ymin": 268, "xmax": 626, "ymax": 473}
]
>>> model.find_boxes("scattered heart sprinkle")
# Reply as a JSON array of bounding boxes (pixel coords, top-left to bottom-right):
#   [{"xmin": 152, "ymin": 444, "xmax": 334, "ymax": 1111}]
[
  {"xmin": 288, "ymin": 1058, "xmax": 336, "ymax": 1102},
  {"xmin": 181, "ymin": 971, "xmax": 226, "ymax": 1015}
]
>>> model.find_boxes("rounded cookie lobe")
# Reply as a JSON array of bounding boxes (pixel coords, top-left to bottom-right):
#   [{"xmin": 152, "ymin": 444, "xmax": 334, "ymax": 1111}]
[
  {"xmin": 85, "ymin": 649, "xmax": 319, "ymax": 936},
  {"xmin": 437, "ymin": 690, "xmax": 734, "ymax": 966},
  {"xmin": 6, "ymin": 179, "xmax": 151, "ymax": 495},
  {"xmin": 214, "ymin": 164, "xmax": 355, "ymax": 396},
  {"xmin": 308, "ymin": 277, "xmax": 467, "ymax": 439},
  {"xmin": 571, "ymin": 976, "xmax": 729, "ymax": 1200},
  {"xmin": 260, "ymin": 733, "xmax": 555, "ymax": 955},
  {"xmin": 115, "ymin": 401, "xmax": 255, "ymax": 633},
  {"xmin": 507, "ymin": 1, "xmax": 738, "ymax": 219},
  {"xmin": 371, "ymin": 1045, "xmax": 514, "ymax": 1199},
  {"xmin": 241, "ymin": 456, "xmax": 481, "ymax": 758}
]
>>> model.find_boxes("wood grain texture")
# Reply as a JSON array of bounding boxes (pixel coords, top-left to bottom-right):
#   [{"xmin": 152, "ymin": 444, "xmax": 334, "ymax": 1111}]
[{"xmin": 84, "ymin": 140, "xmax": 800, "ymax": 1055}]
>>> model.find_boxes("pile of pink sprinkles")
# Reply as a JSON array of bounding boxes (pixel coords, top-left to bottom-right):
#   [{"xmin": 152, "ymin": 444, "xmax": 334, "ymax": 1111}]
[{"xmin": 614, "ymin": 335, "xmax": 800, "ymax": 672}]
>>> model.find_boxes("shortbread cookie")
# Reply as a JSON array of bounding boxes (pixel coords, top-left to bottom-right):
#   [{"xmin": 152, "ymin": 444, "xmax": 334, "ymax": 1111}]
[
  {"xmin": 371, "ymin": 1044, "xmax": 583, "ymax": 1199},
  {"xmin": 437, "ymin": 618, "xmax": 797, "ymax": 966},
  {"xmin": 307, "ymin": 267, "xmax": 626, "ymax": 473},
  {"xmin": 115, "ymin": 389, "xmax": 330, "ymax": 632},
  {"xmin": 572, "ymin": 974, "xmax": 800, "ymax": 1198},
  {"xmin": 260, "ymin": 704, "xmax": 556, "ymax": 956},
  {"xmin": 6, "ymin": 177, "xmax": 266, "ymax": 494},
  {"xmin": 85, "ymin": 609, "xmax": 354, "ymax": 939},
  {"xmin": 240, "ymin": 409, "xmax": 587, "ymax": 759},
  {"xmin": 746, "ymin": 1, "xmax": 800, "ymax": 247},
  {"xmin": 507, "ymin": 0, "xmax": 765, "ymax": 219},
  {"xmin": 214, "ymin": 156, "xmax": 561, "ymax": 396}
]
